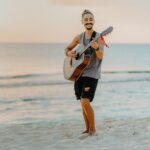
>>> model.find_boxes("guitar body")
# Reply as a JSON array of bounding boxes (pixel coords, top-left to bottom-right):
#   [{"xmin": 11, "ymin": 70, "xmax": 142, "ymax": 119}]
[{"xmin": 63, "ymin": 45, "xmax": 91, "ymax": 81}]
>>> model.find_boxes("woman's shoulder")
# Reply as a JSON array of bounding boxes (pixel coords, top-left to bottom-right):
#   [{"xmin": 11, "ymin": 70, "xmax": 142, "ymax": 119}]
[{"xmin": 75, "ymin": 32, "xmax": 84, "ymax": 43}]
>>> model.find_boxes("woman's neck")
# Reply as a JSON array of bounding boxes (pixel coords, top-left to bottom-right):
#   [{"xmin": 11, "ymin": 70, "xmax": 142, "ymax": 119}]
[{"xmin": 85, "ymin": 29, "xmax": 94, "ymax": 38}]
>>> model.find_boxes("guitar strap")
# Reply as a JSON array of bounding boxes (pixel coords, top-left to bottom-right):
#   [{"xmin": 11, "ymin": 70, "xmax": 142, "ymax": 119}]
[
  {"xmin": 85, "ymin": 31, "xmax": 97, "ymax": 55},
  {"xmin": 90, "ymin": 31, "xmax": 97, "ymax": 42}
]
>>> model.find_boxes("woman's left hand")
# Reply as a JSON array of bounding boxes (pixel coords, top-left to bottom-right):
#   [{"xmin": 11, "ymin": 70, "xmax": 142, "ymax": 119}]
[{"xmin": 91, "ymin": 42, "xmax": 99, "ymax": 50}]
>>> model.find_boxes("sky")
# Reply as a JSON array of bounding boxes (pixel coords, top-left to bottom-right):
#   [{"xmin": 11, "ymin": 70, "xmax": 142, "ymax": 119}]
[{"xmin": 0, "ymin": 0, "xmax": 150, "ymax": 43}]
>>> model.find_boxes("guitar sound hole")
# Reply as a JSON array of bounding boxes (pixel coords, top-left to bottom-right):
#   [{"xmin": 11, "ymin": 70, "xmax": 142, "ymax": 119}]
[{"xmin": 75, "ymin": 53, "xmax": 80, "ymax": 60}]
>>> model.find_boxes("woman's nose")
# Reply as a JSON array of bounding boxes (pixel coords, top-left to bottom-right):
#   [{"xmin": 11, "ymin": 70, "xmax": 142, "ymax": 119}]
[{"xmin": 87, "ymin": 20, "xmax": 91, "ymax": 23}]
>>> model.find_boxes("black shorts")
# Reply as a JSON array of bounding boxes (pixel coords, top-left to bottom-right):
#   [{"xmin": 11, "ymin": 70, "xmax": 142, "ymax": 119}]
[{"xmin": 74, "ymin": 76, "xmax": 98, "ymax": 102}]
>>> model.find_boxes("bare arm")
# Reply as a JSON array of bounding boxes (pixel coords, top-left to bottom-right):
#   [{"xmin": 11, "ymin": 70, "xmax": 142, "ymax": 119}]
[
  {"xmin": 64, "ymin": 35, "xmax": 80, "ymax": 58},
  {"xmin": 95, "ymin": 37, "xmax": 104, "ymax": 60},
  {"xmin": 91, "ymin": 37, "xmax": 104, "ymax": 60}
]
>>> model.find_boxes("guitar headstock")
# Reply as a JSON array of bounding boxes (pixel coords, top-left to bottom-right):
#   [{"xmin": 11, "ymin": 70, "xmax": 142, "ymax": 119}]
[{"xmin": 100, "ymin": 26, "xmax": 113, "ymax": 37}]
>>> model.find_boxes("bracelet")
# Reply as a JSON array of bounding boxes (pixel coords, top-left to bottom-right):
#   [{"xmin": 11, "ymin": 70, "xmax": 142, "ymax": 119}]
[
  {"xmin": 66, "ymin": 51, "xmax": 69, "ymax": 56},
  {"xmin": 65, "ymin": 49, "xmax": 69, "ymax": 56}
]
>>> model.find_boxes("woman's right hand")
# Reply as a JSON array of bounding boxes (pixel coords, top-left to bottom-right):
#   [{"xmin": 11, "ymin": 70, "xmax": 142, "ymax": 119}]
[{"xmin": 67, "ymin": 50, "xmax": 77, "ymax": 58}]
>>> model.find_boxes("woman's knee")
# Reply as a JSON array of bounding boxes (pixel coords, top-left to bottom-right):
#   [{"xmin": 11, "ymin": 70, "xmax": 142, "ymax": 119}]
[{"xmin": 81, "ymin": 98, "xmax": 90, "ymax": 107}]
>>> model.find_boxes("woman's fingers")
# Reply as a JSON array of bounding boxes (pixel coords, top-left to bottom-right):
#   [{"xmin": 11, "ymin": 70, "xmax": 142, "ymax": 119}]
[
  {"xmin": 68, "ymin": 51, "xmax": 77, "ymax": 58},
  {"xmin": 91, "ymin": 42, "xmax": 99, "ymax": 49}
]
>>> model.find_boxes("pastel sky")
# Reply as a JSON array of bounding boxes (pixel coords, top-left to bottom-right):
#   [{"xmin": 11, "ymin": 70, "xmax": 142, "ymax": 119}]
[{"xmin": 0, "ymin": 0, "xmax": 150, "ymax": 43}]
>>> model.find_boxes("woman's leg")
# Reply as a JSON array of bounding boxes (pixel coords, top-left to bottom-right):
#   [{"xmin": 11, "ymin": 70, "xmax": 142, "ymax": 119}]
[
  {"xmin": 81, "ymin": 98, "xmax": 96, "ymax": 135},
  {"xmin": 80, "ymin": 100, "xmax": 89, "ymax": 133}
]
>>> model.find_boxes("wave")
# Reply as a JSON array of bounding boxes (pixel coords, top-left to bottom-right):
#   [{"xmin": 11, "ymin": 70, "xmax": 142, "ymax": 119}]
[
  {"xmin": 0, "ymin": 81, "xmax": 71, "ymax": 88},
  {"xmin": 0, "ymin": 73, "xmax": 51, "ymax": 80},
  {"xmin": 103, "ymin": 70, "xmax": 150, "ymax": 74},
  {"xmin": 0, "ymin": 77, "xmax": 149, "ymax": 88},
  {"xmin": 0, "ymin": 71, "xmax": 150, "ymax": 88},
  {"xmin": 0, "ymin": 70, "xmax": 150, "ymax": 80}
]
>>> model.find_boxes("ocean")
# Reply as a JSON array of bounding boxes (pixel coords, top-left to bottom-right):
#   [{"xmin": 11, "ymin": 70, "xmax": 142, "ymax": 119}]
[{"xmin": 0, "ymin": 43, "xmax": 150, "ymax": 126}]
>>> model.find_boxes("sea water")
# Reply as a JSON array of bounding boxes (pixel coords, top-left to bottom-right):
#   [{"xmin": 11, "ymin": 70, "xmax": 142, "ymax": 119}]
[{"xmin": 0, "ymin": 43, "xmax": 150, "ymax": 126}]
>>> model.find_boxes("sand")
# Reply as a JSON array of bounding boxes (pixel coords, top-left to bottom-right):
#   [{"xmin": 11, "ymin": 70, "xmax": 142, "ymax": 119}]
[{"xmin": 0, "ymin": 117, "xmax": 150, "ymax": 150}]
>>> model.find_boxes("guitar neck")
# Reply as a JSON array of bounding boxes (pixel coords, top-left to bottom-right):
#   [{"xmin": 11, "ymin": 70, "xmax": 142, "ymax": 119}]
[
  {"xmin": 80, "ymin": 34, "xmax": 101, "ymax": 56},
  {"xmin": 79, "ymin": 26, "xmax": 113, "ymax": 56}
]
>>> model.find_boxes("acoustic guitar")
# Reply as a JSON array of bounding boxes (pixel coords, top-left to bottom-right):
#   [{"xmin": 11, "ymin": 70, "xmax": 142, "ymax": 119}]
[{"xmin": 63, "ymin": 26, "xmax": 113, "ymax": 81}]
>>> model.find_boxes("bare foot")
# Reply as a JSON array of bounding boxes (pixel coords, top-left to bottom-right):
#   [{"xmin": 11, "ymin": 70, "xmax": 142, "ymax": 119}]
[
  {"xmin": 88, "ymin": 130, "xmax": 96, "ymax": 136},
  {"xmin": 82, "ymin": 130, "xmax": 89, "ymax": 134}
]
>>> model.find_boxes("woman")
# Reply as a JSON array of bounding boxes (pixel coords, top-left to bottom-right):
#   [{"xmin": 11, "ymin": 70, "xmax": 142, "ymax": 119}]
[{"xmin": 64, "ymin": 10, "xmax": 105, "ymax": 136}]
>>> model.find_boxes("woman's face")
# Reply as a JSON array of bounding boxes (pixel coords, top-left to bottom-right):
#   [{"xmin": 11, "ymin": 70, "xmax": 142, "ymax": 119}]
[{"xmin": 82, "ymin": 13, "xmax": 95, "ymax": 30}]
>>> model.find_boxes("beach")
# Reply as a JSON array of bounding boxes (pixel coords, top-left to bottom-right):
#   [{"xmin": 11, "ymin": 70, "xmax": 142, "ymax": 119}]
[
  {"xmin": 0, "ymin": 117, "xmax": 150, "ymax": 150},
  {"xmin": 1, "ymin": 0, "xmax": 150, "ymax": 149},
  {"xmin": 0, "ymin": 43, "xmax": 150, "ymax": 149}
]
